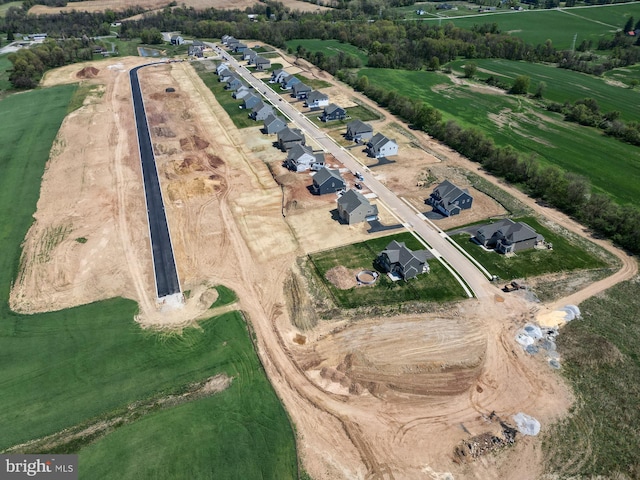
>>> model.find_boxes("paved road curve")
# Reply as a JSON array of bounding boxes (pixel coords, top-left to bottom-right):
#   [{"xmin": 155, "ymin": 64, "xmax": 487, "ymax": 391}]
[
  {"xmin": 212, "ymin": 46, "xmax": 492, "ymax": 298},
  {"xmin": 130, "ymin": 65, "xmax": 181, "ymax": 298}
]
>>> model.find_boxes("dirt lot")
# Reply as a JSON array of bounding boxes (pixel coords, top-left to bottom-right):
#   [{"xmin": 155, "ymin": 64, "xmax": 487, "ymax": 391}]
[
  {"xmin": 29, "ymin": 0, "xmax": 329, "ymax": 15},
  {"xmin": 16, "ymin": 49, "xmax": 635, "ymax": 480}
]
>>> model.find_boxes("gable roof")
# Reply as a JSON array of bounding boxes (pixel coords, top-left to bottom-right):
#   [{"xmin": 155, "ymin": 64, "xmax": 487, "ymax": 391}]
[
  {"xmin": 432, "ymin": 180, "xmax": 470, "ymax": 205},
  {"xmin": 252, "ymin": 100, "xmax": 269, "ymax": 112},
  {"xmin": 324, "ymin": 103, "xmax": 344, "ymax": 115},
  {"xmin": 264, "ymin": 114, "xmax": 285, "ymax": 127},
  {"xmin": 254, "ymin": 56, "xmax": 270, "ymax": 65},
  {"xmin": 292, "ymin": 82, "xmax": 311, "ymax": 94},
  {"xmin": 286, "ymin": 143, "xmax": 314, "ymax": 161},
  {"xmin": 306, "ymin": 90, "xmax": 328, "ymax": 102},
  {"xmin": 501, "ymin": 221, "xmax": 539, "ymax": 243},
  {"xmin": 337, "ymin": 189, "xmax": 370, "ymax": 214},
  {"xmin": 271, "ymin": 68, "xmax": 285, "ymax": 77},
  {"xmin": 381, "ymin": 241, "xmax": 428, "ymax": 267},
  {"xmin": 278, "ymin": 127, "xmax": 304, "ymax": 142},
  {"xmin": 347, "ymin": 119, "xmax": 373, "ymax": 134},
  {"xmin": 313, "ymin": 167, "xmax": 343, "ymax": 186}
]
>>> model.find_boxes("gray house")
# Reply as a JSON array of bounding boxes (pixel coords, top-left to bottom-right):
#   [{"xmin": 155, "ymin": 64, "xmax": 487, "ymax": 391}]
[
  {"xmin": 170, "ymin": 35, "xmax": 184, "ymax": 45},
  {"xmin": 345, "ymin": 120, "xmax": 373, "ymax": 142},
  {"xmin": 281, "ymin": 74, "xmax": 301, "ymax": 90},
  {"xmin": 305, "ymin": 90, "xmax": 329, "ymax": 109},
  {"xmin": 291, "ymin": 82, "xmax": 312, "ymax": 99},
  {"xmin": 263, "ymin": 114, "xmax": 287, "ymax": 135},
  {"xmin": 366, "ymin": 133, "xmax": 398, "ymax": 158},
  {"xmin": 216, "ymin": 63, "xmax": 229, "ymax": 75},
  {"xmin": 221, "ymin": 34, "xmax": 233, "ymax": 45},
  {"xmin": 254, "ymin": 56, "xmax": 271, "ymax": 71},
  {"xmin": 337, "ymin": 189, "xmax": 378, "ymax": 225},
  {"xmin": 321, "ymin": 104, "xmax": 347, "ymax": 122},
  {"xmin": 277, "ymin": 127, "xmax": 306, "ymax": 151},
  {"xmin": 242, "ymin": 94, "xmax": 261, "ymax": 110},
  {"xmin": 225, "ymin": 77, "xmax": 245, "ymax": 91},
  {"xmin": 233, "ymin": 86, "xmax": 252, "ymax": 99},
  {"xmin": 243, "ymin": 49, "xmax": 257, "ymax": 61},
  {"xmin": 250, "ymin": 101, "xmax": 274, "ymax": 121},
  {"xmin": 226, "ymin": 37, "xmax": 240, "ymax": 48},
  {"xmin": 376, "ymin": 240, "xmax": 430, "ymax": 280},
  {"xmin": 234, "ymin": 42, "xmax": 248, "ymax": 52},
  {"xmin": 218, "ymin": 69, "xmax": 232, "ymax": 82},
  {"xmin": 429, "ymin": 180, "xmax": 473, "ymax": 216},
  {"xmin": 475, "ymin": 219, "xmax": 544, "ymax": 254},
  {"xmin": 285, "ymin": 144, "xmax": 324, "ymax": 172},
  {"xmin": 270, "ymin": 69, "xmax": 287, "ymax": 84},
  {"xmin": 312, "ymin": 167, "xmax": 345, "ymax": 195},
  {"xmin": 188, "ymin": 44, "xmax": 203, "ymax": 57}
]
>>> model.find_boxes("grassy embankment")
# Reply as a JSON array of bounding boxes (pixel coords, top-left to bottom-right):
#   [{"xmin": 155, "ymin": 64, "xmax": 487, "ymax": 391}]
[
  {"xmin": 544, "ymin": 278, "xmax": 640, "ymax": 478},
  {"xmin": 0, "ymin": 86, "xmax": 297, "ymax": 479},
  {"xmin": 450, "ymin": 217, "xmax": 608, "ymax": 280},
  {"xmin": 308, "ymin": 232, "xmax": 467, "ymax": 308},
  {"xmin": 357, "ymin": 67, "xmax": 640, "ymax": 205}
]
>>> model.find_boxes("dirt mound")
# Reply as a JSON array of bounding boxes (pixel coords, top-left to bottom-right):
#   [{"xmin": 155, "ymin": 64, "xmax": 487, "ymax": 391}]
[
  {"xmin": 179, "ymin": 135, "xmax": 210, "ymax": 151},
  {"xmin": 325, "ymin": 266, "xmax": 356, "ymax": 290},
  {"xmin": 76, "ymin": 66, "xmax": 99, "ymax": 78},
  {"xmin": 175, "ymin": 156, "xmax": 207, "ymax": 174},
  {"xmin": 152, "ymin": 126, "xmax": 176, "ymax": 138},
  {"xmin": 207, "ymin": 153, "xmax": 224, "ymax": 168}
]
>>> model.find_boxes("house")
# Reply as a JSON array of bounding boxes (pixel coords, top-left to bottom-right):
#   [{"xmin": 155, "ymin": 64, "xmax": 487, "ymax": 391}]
[
  {"xmin": 226, "ymin": 37, "xmax": 240, "ymax": 48},
  {"xmin": 254, "ymin": 56, "xmax": 271, "ymax": 71},
  {"xmin": 250, "ymin": 101, "xmax": 274, "ymax": 121},
  {"xmin": 218, "ymin": 69, "xmax": 233, "ymax": 82},
  {"xmin": 233, "ymin": 42, "xmax": 248, "ymax": 53},
  {"xmin": 216, "ymin": 63, "xmax": 230, "ymax": 76},
  {"xmin": 475, "ymin": 219, "xmax": 544, "ymax": 254},
  {"xmin": 305, "ymin": 90, "xmax": 329, "ymax": 109},
  {"xmin": 242, "ymin": 94, "xmax": 261, "ymax": 110},
  {"xmin": 428, "ymin": 180, "xmax": 473, "ymax": 216},
  {"xmin": 277, "ymin": 127, "xmax": 306, "ymax": 151},
  {"xmin": 233, "ymin": 86, "xmax": 252, "ymax": 99},
  {"xmin": 270, "ymin": 69, "xmax": 288, "ymax": 84},
  {"xmin": 225, "ymin": 76, "xmax": 245, "ymax": 91},
  {"xmin": 321, "ymin": 104, "xmax": 347, "ymax": 122},
  {"xmin": 312, "ymin": 167, "xmax": 345, "ymax": 195},
  {"xmin": 263, "ymin": 114, "xmax": 287, "ymax": 135},
  {"xmin": 170, "ymin": 35, "xmax": 184, "ymax": 45},
  {"xmin": 221, "ymin": 34, "xmax": 231, "ymax": 45},
  {"xmin": 365, "ymin": 133, "xmax": 398, "ymax": 158},
  {"xmin": 336, "ymin": 189, "xmax": 378, "ymax": 225},
  {"xmin": 345, "ymin": 120, "xmax": 373, "ymax": 142},
  {"xmin": 285, "ymin": 144, "xmax": 324, "ymax": 172},
  {"xmin": 376, "ymin": 240, "xmax": 430, "ymax": 280},
  {"xmin": 243, "ymin": 49, "xmax": 257, "ymax": 62},
  {"xmin": 188, "ymin": 45, "xmax": 203, "ymax": 57},
  {"xmin": 281, "ymin": 73, "xmax": 301, "ymax": 90},
  {"xmin": 291, "ymin": 82, "xmax": 312, "ymax": 99},
  {"xmin": 192, "ymin": 40, "xmax": 204, "ymax": 48}
]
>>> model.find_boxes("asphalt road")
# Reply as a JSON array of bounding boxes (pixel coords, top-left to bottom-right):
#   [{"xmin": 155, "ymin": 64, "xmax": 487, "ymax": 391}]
[
  {"xmin": 211, "ymin": 46, "xmax": 493, "ymax": 298},
  {"xmin": 130, "ymin": 65, "xmax": 181, "ymax": 298}
]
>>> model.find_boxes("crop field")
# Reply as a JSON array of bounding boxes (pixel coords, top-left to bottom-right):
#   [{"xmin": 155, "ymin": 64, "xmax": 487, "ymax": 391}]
[
  {"xmin": 544, "ymin": 279, "xmax": 640, "ymax": 477},
  {"xmin": 419, "ymin": 3, "xmax": 640, "ymax": 49},
  {"xmin": 0, "ymin": 86, "xmax": 297, "ymax": 478},
  {"xmin": 308, "ymin": 232, "xmax": 467, "ymax": 308},
  {"xmin": 285, "ymin": 39, "xmax": 368, "ymax": 63},
  {"xmin": 357, "ymin": 68, "xmax": 640, "ymax": 205},
  {"xmin": 449, "ymin": 217, "xmax": 607, "ymax": 281},
  {"xmin": 447, "ymin": 58, "xmax": 639, "ymax": 122}
]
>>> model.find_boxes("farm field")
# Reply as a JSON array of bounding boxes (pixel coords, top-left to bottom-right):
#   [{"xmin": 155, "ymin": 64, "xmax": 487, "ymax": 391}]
[
  {"xmin": 308, "ymin": 232, "xmax": 467, "ymax": 308},
  {"xmin": 0, "ymin": 84, "xmax": 297, "ymax": 477},
  {"xmin": 285, "ymin": 39, "xmax": 368, "ymax": 63},
  {"xmin": 544, "ymin": 279, "xmax": 640, "ymax": 478},
  {"xmin": 449, "ymin": 217, "xmax": 608, "ymax": 281},
  {"xmin": 357, "ymin": 67, "xmax": 640, "ymax": 205},
  {"xmin": 419, "ymin": 3, "xmax": 640, "ymax": 49},
  {"xmin": 447, "ymin": 58, "xmax": 640, "ymax": 122}
]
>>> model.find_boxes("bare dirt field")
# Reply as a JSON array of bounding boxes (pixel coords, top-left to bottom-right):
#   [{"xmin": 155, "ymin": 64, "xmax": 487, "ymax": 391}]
[
  {"xmin": 29, "ymin": 0, "xmax": 329, "ymax": 15},
  {"xmin": 18, "ymin": 48, "xmax": 636, "ymax": 480}
]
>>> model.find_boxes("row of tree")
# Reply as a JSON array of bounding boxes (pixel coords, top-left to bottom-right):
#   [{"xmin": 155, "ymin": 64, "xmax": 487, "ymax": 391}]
[{"xmin": 337, "ymin": 71, "xmax": 640, "ymax": 253}]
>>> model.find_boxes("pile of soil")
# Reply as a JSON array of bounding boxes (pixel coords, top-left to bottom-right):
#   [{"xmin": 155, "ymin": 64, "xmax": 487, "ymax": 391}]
[
  {"xmin": 325, "ymin": 266, "xmax": 356, "ymax": 290},
  {"xmin": 76, "ymin": 66, "xmax": 99, "ymax": 78}
]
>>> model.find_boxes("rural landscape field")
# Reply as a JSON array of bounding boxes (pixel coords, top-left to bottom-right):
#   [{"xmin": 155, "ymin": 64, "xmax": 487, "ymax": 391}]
[{"xmin": 0, "ymin": 0, "xmax": 639, "ymax": 479}]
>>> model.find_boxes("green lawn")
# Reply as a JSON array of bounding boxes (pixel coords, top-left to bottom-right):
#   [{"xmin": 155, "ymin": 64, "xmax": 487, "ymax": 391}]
[
  {"xmin": 307, "ymin": 104, "xmax": 381, "ymax": 129},
  {"xmin": 544, "ymin": 279, "xmax": 640, "ymax": 477},
  {"xmin": 0, "ymin": 1, "xmax": 22, "ymax": 17},
  {"xmin": 0, "ymin": 86, "xmax": 297, "ymax": 478},
  {"xmin": 194, "ymin": 63, "xmax": 257, "ymax": 129},
  {"xmin": 0, "ymin": 54, "xmax": 12, "ymax": 92},
  {"xmin": 293, "ymin": 73, "xmax": 331, "ymax": 89},
  {"xmin": 210, "ymin": 285, "xmax": 238, "ymax": 308},
  {"xmin": 450, "ymin": 217, "xmax": 607, "ymax": 280},
  {"xmin": 357, "ymin": 67, "xmax": 640, "ymax": 205},
  {"xmin": 420, "ymin": 3, "xmax": 640, "ymax": 49},
  {"xmin": 447, "ymin": 58, "xmax": 640, "ymax": 122},
  {"xmin": 308, "ymin": 232, "xmax": 467, "ymax": 308},
  {"xmin": 285, "ymin": 39, "xmax": 369, "ymax": 63}
]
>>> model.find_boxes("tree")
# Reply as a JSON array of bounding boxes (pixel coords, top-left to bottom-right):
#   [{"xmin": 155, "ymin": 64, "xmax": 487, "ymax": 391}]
[
  {"xmin": 463, "ymin": 62, "xmax": 477, "ymax": 78},
  {"xmin": 7, "ymin": 31, "xmax": 15, "ymax": 42},
  {"xmin": 510, "ymin": 75, "xmax": 530, "ymax": 94},
  {"xmin": 356, "ymin": 75, "xmax": 369, "ymax": 92},
  {"xmin": 624, "ymin": 16, "xmax": 634, "ymax": 33},
  {"xmin": 534, "ymin": 80, "xmax": 547, "ymax": 99},
  {"xmin": 428, "ymin": 56, "xmax": 440, "ymax": 71}
]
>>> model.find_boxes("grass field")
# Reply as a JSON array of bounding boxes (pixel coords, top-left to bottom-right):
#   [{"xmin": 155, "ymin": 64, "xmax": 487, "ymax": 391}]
[
  {"xmin": 544, "ymin": 278, "xmax": 640, "ymax": 477},
  {"xmin": 604, "ymin": 63, "xmax": 640, "ymax": 88},
  {"xmin": 0, "ymin": 54, "xmax": 13, "ymax": 92},
  {"xmin": 0, "ymin": 86, "xmax": 297, "ymax": 478},
  {"xmin": 211, "ymin": 285, "xmax": 238, "ymax": 308},
  {"xmin": 447, "ymin": 58, "xmax": 640, "ymax": 122},
  {"xmin": 307, "ymin": 103, "xmax": 381, "ymax": 129},
  {"xmin": 450, "ymin": 217, "xmax": 607, "ymax": 280},
  {"xmin": 0, "ymin": 1, "xmax": 22, "ymax": 17},
  {"xmin": 194, "ymin": 64, "xmax": 257, "ymax": 129},
  {"xmin": 357, "ymin": 67, "xmax": 640, "ymax": 205},
  {"xmin": 308, "ymin": 232, "xmax": 467, "ymax": 308},
  {"xmin": 285, "ymin": 39, "xmax": 368, "ymax": 63},
  {"xmin": 293, "ymin": 73, "xmax": 331, "ymax": 89},
  {"xmin": 417, "ymin": 3, "xmax": 640, "ymax": 49}
]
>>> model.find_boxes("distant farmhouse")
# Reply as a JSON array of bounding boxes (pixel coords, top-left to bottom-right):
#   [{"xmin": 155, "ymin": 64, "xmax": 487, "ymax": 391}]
[
  {"xmin": 475, "ymin": 219, "xmax": 544, "ymax": 254},
  {"xmin": 321, "ymin": 104, "xmax": 347, "ymax": 122},
  {"xmin": 337, "ymin": 189, "xmax": 378, "ymax": 224},
  {"xmin": 284, "ymin": 144, "xmax": 324, "ymax": 172},
  {"xmin": 376, "ymin": 240, "xmax": 430, "ymax": 281},
  {"xmin": 428, "ymin": 180, "xmax": 473, "ymax": 217},
  {"xmin": 305, "ymin": 90, "xmax": 329, "ymax": 109},
  {"xmin": 345, "ymin": 120, "xmax": 373, "ymax": 143},
  {"xmin": 365, "ymin": 133, "xmax": 398, "ymax": 158},
  {"xmin": 312, "ymin": 167, "xmax": 345, "ymax": 195}
]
